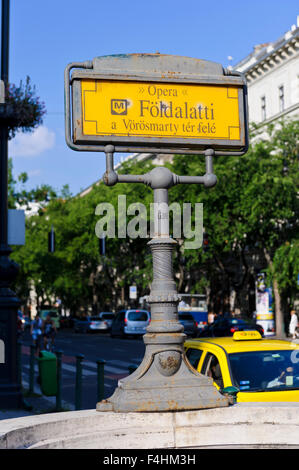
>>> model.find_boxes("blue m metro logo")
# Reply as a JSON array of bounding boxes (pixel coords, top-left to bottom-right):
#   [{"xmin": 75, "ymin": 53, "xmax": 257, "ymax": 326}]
[{"xmin": 111, "ymin": 99, "xmax": 128, "ymax": 115}]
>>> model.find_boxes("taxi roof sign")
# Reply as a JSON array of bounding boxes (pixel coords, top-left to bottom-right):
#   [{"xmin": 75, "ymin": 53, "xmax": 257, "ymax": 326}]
[
  {"xmin": 233, "ymin": 331, "xmax": 262, "ymax": 341},
  {"xmin": 65, "ymin": 54, "xmax": 249, "ymax": 155}
]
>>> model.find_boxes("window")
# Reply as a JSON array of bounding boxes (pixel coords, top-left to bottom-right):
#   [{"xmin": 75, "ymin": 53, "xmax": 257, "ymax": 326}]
[
  {"xmin": 202, "ymin": 352, "xmax": 224, "ymax": 388},
  {"xmin": 186, "ymin": 348, "xmax": 203, "ymax": 371},
  {"xmin": 278, "ymin": 85, "xmax": 284, "ymax": 113},
  {"xmin": 261, "ymin": 96, "xmax": 266, "ymax": 121},
  {"xmin": 229, "ymin": 350, "xmax": 299, "ymax": 391},
  {"xmin": 127, "ymin": 311, "xmax": 149, "ymax": 321}
]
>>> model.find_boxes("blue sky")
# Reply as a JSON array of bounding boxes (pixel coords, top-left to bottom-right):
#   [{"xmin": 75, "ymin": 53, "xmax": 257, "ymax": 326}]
[{"xmin": 8, "ymin": 0, "xmax": 299, "ymax": 196}]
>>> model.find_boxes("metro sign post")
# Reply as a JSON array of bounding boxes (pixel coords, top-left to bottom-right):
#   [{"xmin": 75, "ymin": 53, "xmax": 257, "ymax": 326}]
[{"xmin": 65, "ymin": 54, "xmax": 248, "ymax": 412}]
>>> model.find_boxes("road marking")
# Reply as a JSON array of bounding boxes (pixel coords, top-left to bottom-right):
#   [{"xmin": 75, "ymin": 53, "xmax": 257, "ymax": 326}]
[
  {"xmin": 21, "ymin": 375, "xmax": 74, "ymax": 410},
  {"xmin": 23, "ymin": 357, "xmax": 142, "ymax": 377},
  {"xmin": 23, "ymin": 362, "xmax": 96, "ymax": 377},
  {"xmin": 109, "ymin": 359, "xmax": 140, "ymax": 367},
  {"xmin": 23, "ymin": 364, "xmax": 38, "ymax": 372},
  {"xmin": 61, "ymin": 363, "xmax": 96, "ymax": 376},
  {"xmin": 101, "ymin": 364, "xmax": 127, "ymax": 374},
  {"xmin": 82, "ymin": 361, "xmax": 97, "ymax": 369},
  {"xmin": 84, "ymin": 361, "xmax": 129, "ymax": 374}
]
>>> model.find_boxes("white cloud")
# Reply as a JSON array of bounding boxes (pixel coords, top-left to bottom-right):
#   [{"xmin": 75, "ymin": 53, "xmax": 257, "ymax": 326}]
[
  {"xmin": 9, "ymin": 126, "xmax": 56, "ymax": 157},
  {"xmin": 27, "ymin": 169, "xmax": 42, "ymax": 177}
]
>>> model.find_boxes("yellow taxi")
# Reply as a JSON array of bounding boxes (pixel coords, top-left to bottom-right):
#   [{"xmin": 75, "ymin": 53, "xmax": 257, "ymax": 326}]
[{"xmin": 184, "ymin": 331, "xmax": 299, "ymax": 402}]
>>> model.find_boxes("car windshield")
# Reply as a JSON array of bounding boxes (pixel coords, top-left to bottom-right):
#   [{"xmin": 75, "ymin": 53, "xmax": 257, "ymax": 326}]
[
  {"xmin": 230, "ymin": 319, "xmax": 246, "ymax": 324},
  {"xmin": 229, "ymin": 350, "xmax": 299, "ymax": 392},
  {"xmin": 127, "ymin": 311, "xmax": 149, "ymax": 321},
  {"xmin": 90, "ymin": 316, "xmax": 101, "ymax": 321}
]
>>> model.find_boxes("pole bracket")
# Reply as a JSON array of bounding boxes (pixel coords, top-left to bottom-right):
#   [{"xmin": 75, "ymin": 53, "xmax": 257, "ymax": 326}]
[{"xmin": 103, "ymin": 146, "xmax": 217, "ymax": 189}]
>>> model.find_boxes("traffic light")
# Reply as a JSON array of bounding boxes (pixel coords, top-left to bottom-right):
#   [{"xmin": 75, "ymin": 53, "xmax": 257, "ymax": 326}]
[
  {"xmin": 202, "ymin": 232, "xmax": 209, "ymax": 252},
  {"xmin": 99, "ymin": 234, "xmax": 106, "ymax": 256},
  {"xmin": 48, "ymin": 226, "xmax": 55, "ymax": 253}
]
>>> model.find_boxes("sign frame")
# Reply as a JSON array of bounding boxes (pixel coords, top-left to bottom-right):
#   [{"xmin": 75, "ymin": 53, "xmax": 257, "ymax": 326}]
[{"xmin": 65, "ymin": 54, "xmax": 249, "ymax": 156}]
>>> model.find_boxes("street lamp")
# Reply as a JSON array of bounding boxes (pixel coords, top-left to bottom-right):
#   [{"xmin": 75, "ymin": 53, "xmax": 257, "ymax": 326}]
[{"xmin": 0, "ymin": 0, "xmax": 23, "ymax": 408}]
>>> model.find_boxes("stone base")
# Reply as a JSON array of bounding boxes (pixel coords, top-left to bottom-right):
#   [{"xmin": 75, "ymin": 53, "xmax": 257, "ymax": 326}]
[
  {"xmin": 97, "ymin": 347, "xmax": 229, "ymax": 412},
  {"xmin": 2, "ymin": 404, "xmax": 299, "ymax": 449}
]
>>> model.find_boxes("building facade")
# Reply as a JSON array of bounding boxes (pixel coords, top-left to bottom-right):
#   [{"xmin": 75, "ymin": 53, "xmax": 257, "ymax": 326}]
[{"xmin": 233, "ymin": 18, "xmax": 299, "ymax": 126}]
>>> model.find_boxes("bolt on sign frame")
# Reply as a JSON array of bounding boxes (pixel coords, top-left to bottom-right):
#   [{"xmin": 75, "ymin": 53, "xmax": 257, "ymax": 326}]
[{"xmin": 65, "ymin": 53, "xmax": 248, "ymax": 156}]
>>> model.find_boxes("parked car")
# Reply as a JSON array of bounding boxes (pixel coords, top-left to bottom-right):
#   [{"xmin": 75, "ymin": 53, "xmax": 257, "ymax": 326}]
[
  {"xmin": 74, "ymin": 315, "xmax": 109, "ymax": 333},
  {"xmin": 178, "ymin": 312, "xmax": 197, "ymax": 336},
  {"xmin": 40, "ymin": 309, "xmax": 60, "ymax": 329},
  {"xmin": 98, "ymin": 312, "xmax": 115, "ymax": 331},
  {"xmin": 197, "ymin": 316, "xmax": 264, "ymax": 338},
  {"xmin": 185, "ymin": 331, "xmax": 299, "ymax": 403},
  {"xmin": 110, "ymin": 309, "xmax": 150, "ymax": 338}
]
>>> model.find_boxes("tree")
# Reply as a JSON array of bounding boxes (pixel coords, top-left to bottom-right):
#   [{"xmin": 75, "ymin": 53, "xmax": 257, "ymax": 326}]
[
  {"xmin": 9, "ymin": 158, "xmax": 72, "ymax": 308},
  {"xmin": 10, "ymin": 119, "xmax": 298, "ymax": 333},
  {"xmin": 11, "ymin": 158, "xmax": 155, "ymax": 314},
  {"xmin": 170, "ymin": 119, "xmax": 299, "ymax": 334}
]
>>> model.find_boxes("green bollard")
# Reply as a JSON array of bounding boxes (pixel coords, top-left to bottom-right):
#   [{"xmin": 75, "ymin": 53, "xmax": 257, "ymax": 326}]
[
  {"xmin": 75, "ymin": 354, "xmax": 84, "ymax": 410},
  {"xmin": 29, "ymin": 344, "xmax": 35, "ymax": 394},
  {"xmin": 96, "ymin": 359, "xmax": 106, "ymax": 402},
  {"xmin": 55, "ymin": 349, "xmax": 63, "ymax": 411}
]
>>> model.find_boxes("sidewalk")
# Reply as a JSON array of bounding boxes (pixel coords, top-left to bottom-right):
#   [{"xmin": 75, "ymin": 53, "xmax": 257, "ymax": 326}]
[
  {"xmin": 0, "ymin": 388, "xmax": 75, "ymax": 420},
  {"xmin": 0, "ymin": 345, "xmax": 76, "ymax": 420},
  {"xmin": 0, "ymin": 394, "xmax": 59, "ymax": 420}
]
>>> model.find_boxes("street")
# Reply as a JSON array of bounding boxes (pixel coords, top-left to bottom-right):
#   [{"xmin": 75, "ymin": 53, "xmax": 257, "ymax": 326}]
[{"xmin": 20, "ymin": 329, "xmax": 145, "ymax": 410}]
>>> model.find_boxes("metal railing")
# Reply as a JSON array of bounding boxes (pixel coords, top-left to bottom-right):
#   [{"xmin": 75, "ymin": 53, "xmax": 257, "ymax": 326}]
[{"xmin": 17, "ymin": 342, "xmax": 137, "ymax": 412}]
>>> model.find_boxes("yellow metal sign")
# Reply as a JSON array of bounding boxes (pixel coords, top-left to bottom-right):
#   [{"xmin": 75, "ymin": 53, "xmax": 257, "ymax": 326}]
[{"xmin": 81, "ymin": 80, "xmax": 241, "ymax": 141}]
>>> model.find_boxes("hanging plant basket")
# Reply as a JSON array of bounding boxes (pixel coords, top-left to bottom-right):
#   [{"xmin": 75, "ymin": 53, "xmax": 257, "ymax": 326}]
[{"xmin": 2, "ymin": 76, "xmax": 46, "ymax": 139}]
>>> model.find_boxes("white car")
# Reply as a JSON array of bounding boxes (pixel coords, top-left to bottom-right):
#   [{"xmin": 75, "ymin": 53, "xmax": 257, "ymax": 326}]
[{"xmin": 98, "ymin": 312, "xmax": 115, "ymax": 331}]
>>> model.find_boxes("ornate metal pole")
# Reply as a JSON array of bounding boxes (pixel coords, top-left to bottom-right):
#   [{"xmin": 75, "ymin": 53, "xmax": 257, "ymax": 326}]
[
  {"xmin": 0, "ymin": 0, "xmax": 23, "ymax": 408},
  {"xmin": 97, "ymin": 146, "xmax": 229, "ymax": 412},
  {"xmin": 64, "ymin": 53, "xmax": 248, "ymax": 413}
]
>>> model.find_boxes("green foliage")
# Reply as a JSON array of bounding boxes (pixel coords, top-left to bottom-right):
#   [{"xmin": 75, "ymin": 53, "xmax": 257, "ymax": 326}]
[
  {"xmin": 10, "ymin": 119, "xmax": 299, "ymax": 316},
  {"xmin": 271, "ymin": 241, "xmax": 299, "ymax": 294},
  {"xmin": 11, "ymin": 158, "xmax": 155, "ymax": 312},
  {"xmin": 170, "ymin": 119, "xmax": 299, "ymax": 311}
]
